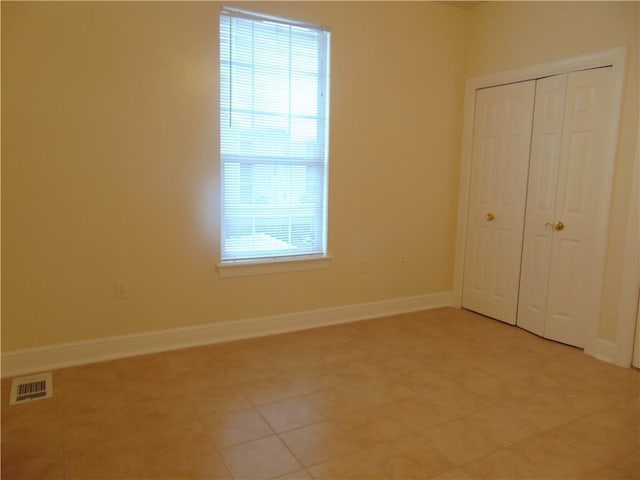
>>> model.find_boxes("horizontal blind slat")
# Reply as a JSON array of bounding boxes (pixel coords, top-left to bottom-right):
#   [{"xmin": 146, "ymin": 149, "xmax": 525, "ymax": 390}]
[{"xmin": 221, "ymin": 7, "xmax": 329, "ymax": 32}]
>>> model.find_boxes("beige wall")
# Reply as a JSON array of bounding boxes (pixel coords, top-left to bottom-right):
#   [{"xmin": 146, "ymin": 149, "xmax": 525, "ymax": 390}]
[
  {"xmin": 3, "ymin": 1, "xmax": 636, "ymax": 354},
  {"xmin": 1, "ymin": 2, "xmax": 469, "ymax": 350},
  {"xmin": 466, "ymin": 1, "xmax": 639, "ymax": 341}
]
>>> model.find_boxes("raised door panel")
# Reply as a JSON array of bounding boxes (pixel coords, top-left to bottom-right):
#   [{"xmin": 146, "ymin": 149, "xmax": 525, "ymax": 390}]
[
  {"xmin": 517, "ymin": 74, "xmax": 567, "ymax": 336},
  {"xmin": 463, "ymin": 81, "xmax": 535, "ymax": 324},
  {"xmin": 544, "ymin": 67, "xmax": 616, "ymax": 347},
  {"xmin": 463, "ymin": 87, "xmax": 501, "ymax": 314}
]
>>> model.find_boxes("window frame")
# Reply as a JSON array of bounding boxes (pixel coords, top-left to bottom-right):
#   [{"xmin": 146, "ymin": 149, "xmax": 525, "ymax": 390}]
[{"xmin": 217, "ymin": 7, "xmax": 331, "ymax": 276}]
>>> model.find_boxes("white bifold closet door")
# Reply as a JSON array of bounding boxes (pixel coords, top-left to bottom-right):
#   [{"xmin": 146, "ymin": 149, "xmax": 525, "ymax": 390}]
[
  {"xmin": 462, "ymin": 66, "xmax": 616, "ymax": 348},
  {"xmin": 517, "ymin": 67, "xmax": 616, "ymax": 347},
  {"xmin": 462, "ymin": 81, "xmax": 536, "ymax": 325}
]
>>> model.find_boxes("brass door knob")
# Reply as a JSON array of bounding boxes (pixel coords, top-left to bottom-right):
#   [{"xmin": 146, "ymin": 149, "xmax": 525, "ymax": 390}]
[
  {"xmin": 545, "ymin": 221, "xmax": 565, "ymax": 231},
  {"xmin": 485, "ymin": 213, "xmax": 495, "ymax": 221}
]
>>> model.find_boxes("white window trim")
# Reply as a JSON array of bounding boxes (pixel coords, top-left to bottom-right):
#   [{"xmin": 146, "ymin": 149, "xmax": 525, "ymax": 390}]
[
  {"xmin": 218, "ymin": 7, "xmax": 331, "ymax": 265},
  {"xmin": 216, "ymin": 254, "xmax": 332, "ymax": 278}
]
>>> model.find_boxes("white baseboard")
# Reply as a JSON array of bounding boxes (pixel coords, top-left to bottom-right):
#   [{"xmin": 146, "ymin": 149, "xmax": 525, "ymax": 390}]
[
  {"xmin": 594, "ymin": 338, "xmax": 616, "ymax": 365},
  {"xmin": 1, "ymin": 291, "xmax": 453, "ymax": 378}
]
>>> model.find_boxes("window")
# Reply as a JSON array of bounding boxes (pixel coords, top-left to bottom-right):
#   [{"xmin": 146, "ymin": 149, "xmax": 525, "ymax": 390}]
[{"xmin": 219, "ymin": 7, "xmax": 330, "ymax": 265}]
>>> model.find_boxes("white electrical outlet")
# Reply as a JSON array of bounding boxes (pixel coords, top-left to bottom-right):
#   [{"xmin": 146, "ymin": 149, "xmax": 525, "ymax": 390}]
[{"xmin": 115, "ymin": 281, "xmax": 127, "ymax": 299}]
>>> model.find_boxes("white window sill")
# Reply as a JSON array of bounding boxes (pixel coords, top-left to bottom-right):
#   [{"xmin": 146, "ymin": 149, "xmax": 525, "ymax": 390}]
[{"xmin": 216, "ymin": 255, "xmax": 332, "ymax": 278}]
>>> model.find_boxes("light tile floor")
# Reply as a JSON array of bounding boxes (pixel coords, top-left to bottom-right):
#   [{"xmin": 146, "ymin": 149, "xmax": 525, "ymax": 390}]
[{"xmin": 2, "ymin": 307, "xmax": 639, "ymax": 479}]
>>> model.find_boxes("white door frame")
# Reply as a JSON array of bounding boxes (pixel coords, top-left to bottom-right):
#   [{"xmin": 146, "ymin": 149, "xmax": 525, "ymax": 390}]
[
  {"xmin": 617, "ymin": 131, "xmax": 639, "ymax": 367},
  {"xmin": 453, "ymin": 47, "xmax": 627, "ymax": 361},
  {"xmin": 633, "ymin": 293, "xmax": 640, "ymax": 368}
]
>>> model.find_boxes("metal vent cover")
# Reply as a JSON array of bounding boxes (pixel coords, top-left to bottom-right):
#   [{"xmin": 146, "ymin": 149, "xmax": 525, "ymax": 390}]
[{"xmin": 9, "ymin": 372, "xmax": 53, "ymax": 405}]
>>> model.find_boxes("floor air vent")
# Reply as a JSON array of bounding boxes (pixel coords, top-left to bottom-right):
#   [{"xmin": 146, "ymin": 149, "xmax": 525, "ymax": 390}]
[{"xmin": 10, "ymin": 372, "xmax": 53, "ymax": 405}]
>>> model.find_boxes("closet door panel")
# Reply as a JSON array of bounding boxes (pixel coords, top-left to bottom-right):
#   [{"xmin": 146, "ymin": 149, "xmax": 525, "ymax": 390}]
[
  {"xmin": 517, "ymin": 74, "xmax": 567, "ymax": 336},
  {"xmin": 463, "ymin": 81, "xmax": 535, "ymax": 324},
  {"xmin": 545, "ymin": 67, "xmax": 615, "ymax": 347},
  {"xmin": 463, "ymin": 87, "xmax": 502, "ymax": 316}
]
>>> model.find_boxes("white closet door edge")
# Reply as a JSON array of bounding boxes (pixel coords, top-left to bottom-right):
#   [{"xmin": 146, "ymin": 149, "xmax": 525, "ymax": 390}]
[{"xmin": 615, "ymin": 133, "xmax": 640, "ymax": 367}]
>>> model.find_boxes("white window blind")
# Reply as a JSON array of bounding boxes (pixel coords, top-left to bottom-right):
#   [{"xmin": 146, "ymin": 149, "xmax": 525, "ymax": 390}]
[{"xmin": 219, "ymin": 7, "xmax": 330, "ymax": 263}]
